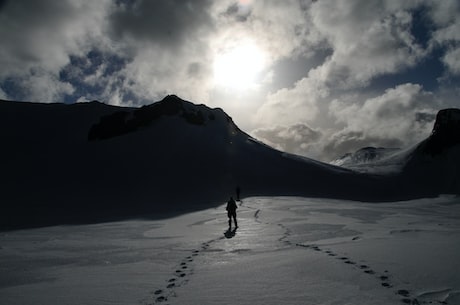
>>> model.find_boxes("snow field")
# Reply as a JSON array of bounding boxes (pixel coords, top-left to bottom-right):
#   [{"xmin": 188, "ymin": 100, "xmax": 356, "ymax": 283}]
[{"xmin": 1, "ymin": 196, "xmax": 460, "ymax": 305}]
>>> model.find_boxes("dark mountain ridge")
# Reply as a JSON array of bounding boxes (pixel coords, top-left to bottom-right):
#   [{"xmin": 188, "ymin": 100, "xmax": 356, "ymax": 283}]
[{"xmin": 0, "ymin": 96, "xmax": 458, "ymax": 230}]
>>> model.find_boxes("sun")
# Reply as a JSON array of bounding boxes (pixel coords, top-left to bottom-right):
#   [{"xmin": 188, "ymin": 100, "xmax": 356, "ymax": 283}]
[{"xmin": 213, "ymin": 41, "xmax": 266, "ymax": 90}]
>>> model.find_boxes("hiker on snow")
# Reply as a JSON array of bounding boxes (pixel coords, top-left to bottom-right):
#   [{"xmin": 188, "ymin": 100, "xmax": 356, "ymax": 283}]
[{"xmin": 226, "ymin": 197, "xmax": 238, "ymax": 228}]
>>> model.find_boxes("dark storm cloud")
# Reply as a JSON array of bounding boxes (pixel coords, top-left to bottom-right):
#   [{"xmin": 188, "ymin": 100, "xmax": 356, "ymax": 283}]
[
  {"xmin": 0, "ymin": 0, "xmax": 108, "ymax": 72},
  {"xmin": 0, "ymin": 0, "xmax": 110, "ymax": 101},
  {"xmin": 109, "ymin": 0, "xmax": 214, "ymax": 48},
  {"xmin": 222, "ymin": 2, "xmax": 252, "ymax": 22}
]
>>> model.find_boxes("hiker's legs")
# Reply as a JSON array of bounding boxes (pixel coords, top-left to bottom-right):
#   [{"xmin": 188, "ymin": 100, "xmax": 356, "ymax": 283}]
[{"xmin": 233, "ymin": 214, "xmax": 238, "ymax": 227}]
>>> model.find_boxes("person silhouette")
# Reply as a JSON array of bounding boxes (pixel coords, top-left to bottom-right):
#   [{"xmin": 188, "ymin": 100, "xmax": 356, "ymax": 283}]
[
  {"xmin": 236, "ymin": 186, "xmax": 241, "ymax": 201},
  {"xmin": 226, "ymin": 196, "xmax": 238, "ymax": 228}
]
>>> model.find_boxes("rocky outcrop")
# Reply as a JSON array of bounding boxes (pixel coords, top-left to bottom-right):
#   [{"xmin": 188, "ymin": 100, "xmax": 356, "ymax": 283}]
[
  {"xmin": 88, "ymin": 95, "xmax": 217, "ymax": 141},
  {"xmin": 424, "ymin": 108, "xmax": 460, "ymax": 155}
]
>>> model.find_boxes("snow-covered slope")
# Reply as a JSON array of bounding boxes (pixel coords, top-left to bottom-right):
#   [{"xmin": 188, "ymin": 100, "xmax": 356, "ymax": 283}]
[
  {"xmin": 1, "ymin": 196, "xmax": 459, "ymax": 305},
  {"xmin": 0, "ymin": 96, "xmax": 458, "ymax": 229},
  {"xmin": 330, "ymin": 147, "xmax": 401, "ymax": 168}
]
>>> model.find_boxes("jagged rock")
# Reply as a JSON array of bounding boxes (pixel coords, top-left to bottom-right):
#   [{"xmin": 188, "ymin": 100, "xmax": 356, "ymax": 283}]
[
  {"xmin": 424, "ymin": 108, "xmax": 460, "ymax": 155},
  {"xmin": 88, "ymin": 95, "xmax": 213, "ymax": 141}
]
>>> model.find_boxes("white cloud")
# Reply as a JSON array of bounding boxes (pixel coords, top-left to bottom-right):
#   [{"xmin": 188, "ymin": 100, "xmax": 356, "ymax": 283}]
[
  {"xmin": 253, "ymin": 83, "xmax": 440, "ymax": 162},
  {"xmin": 443, "ymin": 48, "xmax": 460, "ymax": 75},
  {"xmin": 212, "ymin": 0, "xmax": 321, "ymax": 61},
  {"xmin": 252, "ymin": 123, "xmax": 322, "ymax": 157},
  {"xmin": 325, "ymin": 83, "xmax": 438, "ymax": 160},
  {"xmin": 428, "ymin": 0, "xmax": 460, "ymax": 75},
  {"xmin": 0, "ymin": 0, "xmax": 111, "ymax": 101},
  {"xmin": 254, "ymin": 74, "xmax": 326, "ymax": 126},
  {"xmin": 253, "ymin": 0, "xmax": 429, "ymax": 127},
  {"xmin": 22, "ymin": 70, "xmax": 75, "ymax": 103},
  {"xmin": 0, "ymin": 87, "xmax": 7, "ymax": 100},
  {"xmin": 310, "ymin": 0, "xmax": 425, "ymax": 88},
  {"xmin": 250, "ymin": 1, "xmax": 445, "ymax": 160},
  {"xmin": 116, "ymin": 44, "xmax": 213, "ymax": 105}
]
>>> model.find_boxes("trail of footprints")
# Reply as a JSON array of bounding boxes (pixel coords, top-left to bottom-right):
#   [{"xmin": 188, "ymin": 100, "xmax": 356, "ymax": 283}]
[
  {"xmin": 295, "ymin": 243, "xmax": 424, "ymax": 305},
  {"xmin": 145, "ymin": 206, "xmax": 438, "ymax": 305},
  {"xmin": 274, "ymin": 221, "xmax": 425, "ymax": 304},
  {"xmin": 146, "ymin": 239, "xmax": 221, "ymax": 304},
  {"xmin": 147, "ymin": 201, "xmax": 245, "ymax": 304}
]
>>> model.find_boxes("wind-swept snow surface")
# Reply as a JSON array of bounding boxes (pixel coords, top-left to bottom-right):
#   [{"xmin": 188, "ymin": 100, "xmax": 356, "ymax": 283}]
[{"xmin": 1, "ymin": 196, "xmax": 459, "ymax": 305}]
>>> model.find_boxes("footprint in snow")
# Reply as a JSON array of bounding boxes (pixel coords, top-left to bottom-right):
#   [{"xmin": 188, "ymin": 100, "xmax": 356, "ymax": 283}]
[
  {"xmin": 397, "ymin": 289, "xmax": 410, "ymax": 297},
  {"xmin": 155, "ymin": 296, "xmax": 167, "ymax": 302},
  {"xmin": 294, "ymin": 241, "xmax": 419, "ymax": 302},
  {"xmin": 344, "ymin": 260, "xmax": 356, "ymax": 265}
]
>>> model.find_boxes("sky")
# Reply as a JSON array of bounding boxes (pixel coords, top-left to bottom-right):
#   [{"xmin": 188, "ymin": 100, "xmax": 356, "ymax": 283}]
[{"xmin": 0, "ymin": 0, "xmax": 459, "ymax": 161}]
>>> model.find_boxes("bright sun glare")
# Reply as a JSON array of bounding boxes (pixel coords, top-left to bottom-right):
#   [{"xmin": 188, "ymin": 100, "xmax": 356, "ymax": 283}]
[{"xmin": 213, "ymin": 41, "xmax": 266, "ymax": 90}]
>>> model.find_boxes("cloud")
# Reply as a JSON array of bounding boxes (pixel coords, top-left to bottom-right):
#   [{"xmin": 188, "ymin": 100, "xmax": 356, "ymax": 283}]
[
  {"xmin": 310, "ymin": 1, "xmax": 426, "ymax": 88},
  {"xmin": 325, "ymin": 83, "xmax": 438, "ymax": 160},
  {"xmin": 427, "ymin": 1, "xmax": 460, "ymax": 75},
  {"xmin": 0, "ymin": 0, "xmax": 111, "ymax": 101},
  {"xmin": 254, "ymin": 75, "xmax": 326, "ymax": 126},
  {"xmin": 253, "ymin": 83, "xmax": 439, "ymax": 162},
  {"xmin": 0, "ymin": 0, "xmax": 111, "ymax": 74},
  {"xmin": 0, "ymin": 87, "xmax": 7, "ymax": 100},
  {"xmin": 252, "ymin": 123, "xmax": 322, "ymax": 157},
  {"xmin": 20, "ymin": 70, "xmax": 75, "ymax": 102},
  {"xmin": 250, "ymin": 1, "xmax": 452, "ymax": 161},
  {"xmin": 101, "ymin": 0, "xmax": 221, "ymax": 104},
  {"xmin": 253, "ymin": 1, "xmax": 430, "ymax": 128},
  {"xmin": 109, "ymin": 0, "xmax": 214, "ymax": 49},
  {"xmin": 0, "ymin": 0, "xmax": 459, "ymax": 163}
]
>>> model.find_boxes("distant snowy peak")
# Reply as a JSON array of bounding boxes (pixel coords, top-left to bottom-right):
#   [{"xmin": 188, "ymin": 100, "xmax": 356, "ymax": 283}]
[
  {"xmin": 88, "ymin": 95, "xmax": 235, "ymax": 141},
  {"xmin": 330, "ymin": 147, "xmax": 400, "ymax": 167},
  {"xmin": 332, "ymin": 108, "xmax": 460, "ymax": 168}
]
